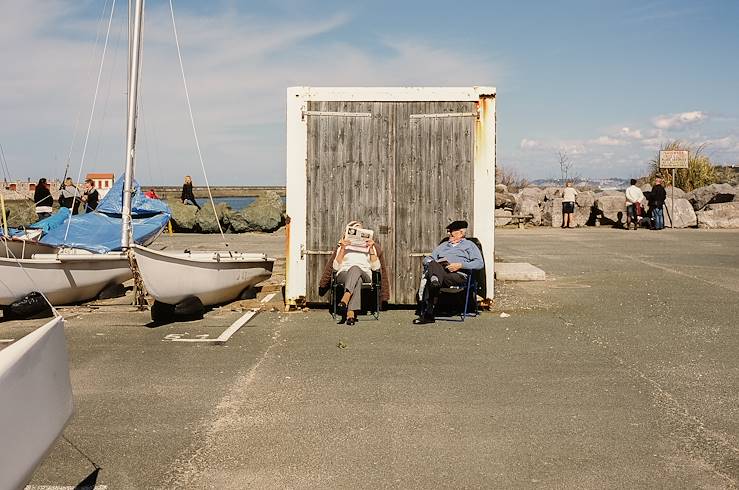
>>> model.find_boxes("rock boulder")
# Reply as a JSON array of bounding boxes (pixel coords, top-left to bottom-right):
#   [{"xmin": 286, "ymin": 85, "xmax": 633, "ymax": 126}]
[
  {"xmin": 494, "ymin": 209, "xmax": 512, "ymax": 227},
  {"xmin": 233, "ymin": 192, "xmax": 284, "ymax": 232},
  {"xmin": 513, "ymin": 196, "xmax": 542, "ymax": 226},
  {"xmin": 168, "ymin": 200, "xmax": 198, "ymax": 231},
  {"xmin": 663, "ymin": 198, "xmax": 697, "ymax": 228},
  {"xmin": 687, "ymin": 183, "xmax": 736, "ymax": 210},
  {"xmin": 495, "ymin": 191, "xmax": 516, "ymax": 209},
  {"xmin": 595, "ymin": 195, "xmax": 626, "ymax": 226},
  {"xmin": 543, "ymin": 187, "xmax": 562, "ymax": 201},
  {"xmin": 696, "ymin": 202, "xmax": 739, "ymax": 228},
  {"xmin": 542, "ymin": 198, "xmax": 562, "ymax": 227},
  {"xmin": 520, "ymin": 187, "xmax": 545, "ymax": 204},
  {"xmin": 196, "ymin": 202, "xmax": 231, "ymax": 233},
  {"xmin": 664, "ymin": 186, "xmax": 687, "ymax": 200}
]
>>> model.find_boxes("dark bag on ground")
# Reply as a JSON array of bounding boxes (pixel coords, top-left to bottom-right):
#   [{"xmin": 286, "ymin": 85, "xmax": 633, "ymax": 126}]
[{"xmin": 7, "ymin": 292, "xmax": 53, "ymax": 319}]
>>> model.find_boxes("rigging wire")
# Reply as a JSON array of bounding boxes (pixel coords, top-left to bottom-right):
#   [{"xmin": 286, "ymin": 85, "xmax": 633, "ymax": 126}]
[
  {"xmin": 64, "ymin": 0, "xmax": 118, "ymax": 242},
  {"xmin": 61, "ymin": 0, "xmax": 113, "ymax": 186},
  {"xmin": 168, "ymin": 0, "xmax": 229, "ymax": 247},
  {"xmin": 92, "ymin": 7, "xmax": 127, "ymax": 167},
  {"xmin": 0, "ymin": 143, "xmax": 11, "ymax": 183}
]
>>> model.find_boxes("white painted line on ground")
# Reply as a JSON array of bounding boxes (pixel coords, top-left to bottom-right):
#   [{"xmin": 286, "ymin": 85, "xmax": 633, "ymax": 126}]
[
  {"xmin": 165, "ymin": 292, "xmax": 277, "ymax": 343},
  {"xmin": 26, "ymin": 485, "xmax": 107, "ymax": 490}
]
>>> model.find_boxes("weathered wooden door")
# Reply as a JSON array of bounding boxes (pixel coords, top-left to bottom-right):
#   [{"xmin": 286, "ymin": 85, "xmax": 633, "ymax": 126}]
[
  {"xmin": 305, "ymin": 101, "xmax": 395, "ymax": 302},
  {"xmin": 393, "ymin": 102, "xmax": 477, "ymax": 304}
]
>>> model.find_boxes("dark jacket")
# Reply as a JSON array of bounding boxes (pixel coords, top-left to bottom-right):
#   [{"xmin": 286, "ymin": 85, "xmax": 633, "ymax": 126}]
[
  {"xmin": 319, "ymin": 240, "xmax": 390, "ymax": 303},
  {"xmin": 181, "ymin": 183, "xmax": 197, "ymax": 203},
  {"xmin": 34, "ymin": 185, "xmax": 53, "ymax": 208},
  {"xmin": 650, "ymin": 184, "xmax": 666, "ymax": 208},
  {"xmin": 84, "ymin": 188, "xmax": 99, "ymax": 211}
]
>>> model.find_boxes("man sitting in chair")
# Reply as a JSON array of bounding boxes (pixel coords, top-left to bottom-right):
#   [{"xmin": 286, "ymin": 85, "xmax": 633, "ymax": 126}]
[{"xmin": 413, "ymin": 220, "xmax": 484, "ymax": 325}]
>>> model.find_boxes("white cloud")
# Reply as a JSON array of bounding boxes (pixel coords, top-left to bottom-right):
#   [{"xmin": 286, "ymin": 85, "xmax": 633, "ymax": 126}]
[
  {"xmin": 0, "ymin": 1, "xmax": 502, "ymax": 185},
  {"xmin": 652, "ymin": 111, "xmax": 708, "ymax": 130},
  {"xmin": 519, "ymin": 138, "xmax": 541, "ymax": 150},
  {"xmin": 619, "ymin": 127, "xmax": 643, "ymax": 139},
  {"xmin": 590, "ymin": 136, "xmax": 625, "ymax": 146}
]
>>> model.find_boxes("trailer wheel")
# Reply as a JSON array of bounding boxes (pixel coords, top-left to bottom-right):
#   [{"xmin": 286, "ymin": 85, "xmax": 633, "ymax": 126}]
[{"xmin": 151, "ymin": 301, "xmax": 175, "ymax": 323}]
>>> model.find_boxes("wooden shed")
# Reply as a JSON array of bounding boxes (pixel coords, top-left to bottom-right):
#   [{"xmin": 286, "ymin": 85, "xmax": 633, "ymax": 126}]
[{"xmin": 285, "ymin": 87, "xmax": 496, "ymax": 307}]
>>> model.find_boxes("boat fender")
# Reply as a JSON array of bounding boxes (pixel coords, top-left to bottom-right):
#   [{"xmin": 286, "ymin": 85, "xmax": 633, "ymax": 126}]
[
  {"xmin": 174, "ymin": 296, "xmax": 205, "ymax": 318},
  {"xmin": 7, "ymin": 292, "xmax": 53, "ymax": 320}
]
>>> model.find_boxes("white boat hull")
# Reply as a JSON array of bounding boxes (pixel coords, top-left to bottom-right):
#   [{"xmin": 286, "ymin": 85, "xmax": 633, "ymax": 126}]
[
  {"xmin": 133, "ymin": 245, "xmax": 274, "ymax": 306},
  {"xmin": 0, "ymin": 253, "xmax": 132, "ymax": 306},
  {"xmin": 0, "ymin": 316, "xmax": 74, "ymax": 490},
  {"xmin": 1, "ymin": 236, "xmax": 60, "ymax": 259}
]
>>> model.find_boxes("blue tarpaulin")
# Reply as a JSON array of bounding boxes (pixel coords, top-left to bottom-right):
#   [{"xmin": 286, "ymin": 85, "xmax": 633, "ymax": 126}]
[{"xmin": 36, "ymin": 177, "xmax": 170, "ymax": 253}]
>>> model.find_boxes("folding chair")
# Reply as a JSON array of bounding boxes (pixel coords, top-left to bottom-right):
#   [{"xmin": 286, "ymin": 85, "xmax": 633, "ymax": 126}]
[
  {"xmin": 427, "ymin": 236, "xmax": 486, "ymax": 322},
  {"xmin": 435, "ymin": 271, "xmax": 479, "ymax": 322},
  {"xmin": 329, "ymin": 270, "xmax": 381, "ymax": 320}
]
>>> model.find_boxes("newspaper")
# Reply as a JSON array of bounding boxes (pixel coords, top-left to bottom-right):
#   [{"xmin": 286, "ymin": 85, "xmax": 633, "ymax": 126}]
[{"xmin": 343, "ymin": 225, "xmax": 374, "ymax": 253}]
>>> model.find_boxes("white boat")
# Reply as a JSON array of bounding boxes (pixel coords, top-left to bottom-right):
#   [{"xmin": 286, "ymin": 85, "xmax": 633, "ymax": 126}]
[
  {"xmin": 119, "ymin": 1, "xmax": 275, "ymax": 312},
  {"xmin": 0, "ymin": 251, "xmax": 132, "ymax": 306},
  {"xmin": 1, "ymin": 231, "xmax": 60, "ymax": 259},
  {"xmin": 133, "ymin": 245, "xmax": 274, "ymax": 306},
  {"xmin": 0, "ymin": 316, "xmax": 74, "ymax": 490}
]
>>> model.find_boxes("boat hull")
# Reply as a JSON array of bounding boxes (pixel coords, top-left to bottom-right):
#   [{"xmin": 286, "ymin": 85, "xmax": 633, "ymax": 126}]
[
  {"xmin": 0, "ymin": 254, "xmax": 132, "ymax": 306},
  {"xmin": 1, "ymin": 237, "xmax": 60, "ymax": 259},
  {"xmin": 0, "ymin": 316, "xmax": 74, "ymax": 490},
  {"xmin": 133, "ymin": 245, "xmax": 274, "ymax": 306}
]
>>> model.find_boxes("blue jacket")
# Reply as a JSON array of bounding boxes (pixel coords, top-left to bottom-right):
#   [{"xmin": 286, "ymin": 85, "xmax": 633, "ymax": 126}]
[{"xmin": 430, "ymin": 238, "xmax": 484, "ymax": 270}]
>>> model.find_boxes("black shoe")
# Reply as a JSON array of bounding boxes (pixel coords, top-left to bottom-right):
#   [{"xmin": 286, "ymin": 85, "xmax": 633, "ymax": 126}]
[
  {"xmin": 413, "ymin": 316, "xmax": 435, "ymax": 325},
  {"xmin": 337, "ymin": 301, "xmax": 347, "ymax": 316},
  {"xmin": 346, "ymin": 317, "xmax": 357, "ymax": 326}
]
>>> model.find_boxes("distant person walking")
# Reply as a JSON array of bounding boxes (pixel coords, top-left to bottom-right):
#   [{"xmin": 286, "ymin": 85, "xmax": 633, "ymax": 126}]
[
  {"xmin": 181, "ymin": 175, "xmax": 201, "ymax": 210},
  {"xmin": 81, "ymin": 179, "xmax": 99, "ymax": 213},
  {"xmin": 624, "ymin": 179, "xmax": 645, "ymax": 230},
  {"xmin": 561, "ymin": 181, "xmax": 578, "ymax": 228},
  {"xmin": 59, "ymin": 177, "xmax": 81, "ymax": 215},
  {"xmin": 144, "ymin": 188, "xmax": 160, "ymax": 200},
  {"xmin": 33, "ymin": 178, "xmax": 53, "ymax": 220},
  {"xmin": 649, "ymin": 177, "xmax": 667, "ymax": 230}
]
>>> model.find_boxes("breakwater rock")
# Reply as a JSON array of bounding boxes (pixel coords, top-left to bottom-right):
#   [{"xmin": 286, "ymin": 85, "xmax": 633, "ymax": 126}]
[
  {"xmin": 168, "ymin": 191, "xmax": 285, "ymax": 233},
  {"xmin": 495, "ymin": 183, "xmax": 739, "ymax": 229}
]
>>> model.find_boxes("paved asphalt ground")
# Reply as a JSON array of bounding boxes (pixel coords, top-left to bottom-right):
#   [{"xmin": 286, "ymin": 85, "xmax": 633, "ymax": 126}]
[{"xmin": 3, "ymin": 228, "xmax": 737, "ymax": 488}]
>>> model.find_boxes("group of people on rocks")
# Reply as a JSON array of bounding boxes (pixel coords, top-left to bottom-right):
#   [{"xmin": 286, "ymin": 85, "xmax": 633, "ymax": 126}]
[
  {"xmin": 623, "ymin": 177, "xmax": 667, "ymax": 230},
  {"xmin": 559, "ymin": 177, "xmax": 668, "ymax": 230},
  {"xmin": 319, "ymin": 219, "xmax": 484, "ymax": 326},
  {"xmin": 32, "ymin": 178, "xmax": 99, "ymax": 221}
]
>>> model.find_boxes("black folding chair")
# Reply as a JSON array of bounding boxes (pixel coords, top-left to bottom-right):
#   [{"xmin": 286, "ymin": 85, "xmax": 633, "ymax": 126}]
[
  {"xmin": 329, "ymin": 270, "xmax": 381, "ymax": 320},
  {"xmin": 434, "ymin": 271, "xmax": 479, "ymax": 322}
]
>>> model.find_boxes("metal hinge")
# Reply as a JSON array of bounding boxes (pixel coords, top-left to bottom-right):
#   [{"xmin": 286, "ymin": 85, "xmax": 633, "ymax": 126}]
[
  {"xmin": 409, "ymin": 112, "xmax": 478, "ymax": 120},
  {"xmin": 300, "ymin": 244, "xmax": 334, "ymax": 259},
  {"xmin": 302, "ymin": 110, "xmax": 372, "ymax": 121}
]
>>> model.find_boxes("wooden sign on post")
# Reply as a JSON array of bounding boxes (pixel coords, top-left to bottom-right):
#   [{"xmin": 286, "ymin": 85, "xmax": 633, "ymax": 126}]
[
  {"xmin": 659, "ymin": 150, "xmax": 689, "ymax": 169},
  {"xmin": 659, "ymin": 150, "xmax": 689, "ymax": 228}
]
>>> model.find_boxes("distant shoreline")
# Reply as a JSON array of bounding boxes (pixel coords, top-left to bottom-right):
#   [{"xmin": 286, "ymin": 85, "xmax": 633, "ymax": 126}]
[{"xmin": 1, "ymin": 185, "xmax": 286, "ymax": 201}]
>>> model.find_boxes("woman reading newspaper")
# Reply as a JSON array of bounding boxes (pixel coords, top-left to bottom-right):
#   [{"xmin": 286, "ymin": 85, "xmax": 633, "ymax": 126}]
[{"xmin": 324, "ymin": 220, "xmax": 380, "ymax": 325}]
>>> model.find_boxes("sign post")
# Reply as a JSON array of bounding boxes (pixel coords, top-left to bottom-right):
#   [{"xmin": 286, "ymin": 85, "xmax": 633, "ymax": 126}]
[{"xmin": 659, "ymin": 150, "xmax": 689, "ymax": 228}]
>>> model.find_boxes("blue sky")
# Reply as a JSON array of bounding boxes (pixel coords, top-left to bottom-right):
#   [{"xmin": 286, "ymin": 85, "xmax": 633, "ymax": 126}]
[{"xmin": 1, "ymin": 0, "xmax": 738, "ymax": 185}]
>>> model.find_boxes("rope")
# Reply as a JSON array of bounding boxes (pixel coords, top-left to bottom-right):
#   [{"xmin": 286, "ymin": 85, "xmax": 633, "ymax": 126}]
[
  {"xmin": 126, "ymin": 249, "xmax": 148, "ymax": 308},
  {"xmin": 63, "ymin": 0, "xmax": 117, "ymax": 243},
  {"xmin": 168, "ymin": 0, "xmax": 229, "ymax": 248}
]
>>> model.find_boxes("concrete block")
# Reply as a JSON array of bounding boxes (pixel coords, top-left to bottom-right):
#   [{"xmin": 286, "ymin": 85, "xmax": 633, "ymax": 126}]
[{"xmin": 494, "ymin": 262, "xmax": 546, "ymax": 281}]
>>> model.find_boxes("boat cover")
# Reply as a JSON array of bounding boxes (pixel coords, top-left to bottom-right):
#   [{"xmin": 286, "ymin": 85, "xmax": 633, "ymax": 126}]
[{"xmin": 36, "ymin": 177, "xmax": 171, "ymax": 253}]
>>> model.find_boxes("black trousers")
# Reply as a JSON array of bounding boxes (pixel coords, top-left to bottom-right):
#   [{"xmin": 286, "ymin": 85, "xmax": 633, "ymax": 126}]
[{"xmin": 418, "ymin": 260, "xmax": 466, "ymax": 317}]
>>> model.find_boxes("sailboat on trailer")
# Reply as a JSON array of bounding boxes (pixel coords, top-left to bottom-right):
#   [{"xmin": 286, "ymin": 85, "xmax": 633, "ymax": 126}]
[{"xmin": 121, "ymin": 0, "xmax": 274, "ymax": 316}]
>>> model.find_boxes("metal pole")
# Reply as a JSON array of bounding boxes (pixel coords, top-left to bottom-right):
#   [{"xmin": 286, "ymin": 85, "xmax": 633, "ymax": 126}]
[
  {"xmin": 121, "ymin": 0, "xmax": 144, "ymax": 249},
  {"xmin": 671, "ymin": 168, "xmax": 675, "ymax": 228}
]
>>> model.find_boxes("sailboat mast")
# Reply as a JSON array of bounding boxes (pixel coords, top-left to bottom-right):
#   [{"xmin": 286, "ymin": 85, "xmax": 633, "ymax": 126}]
[{"xmin": 121, "ymin": 0, "xmax": 144, "ymax": 249}]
